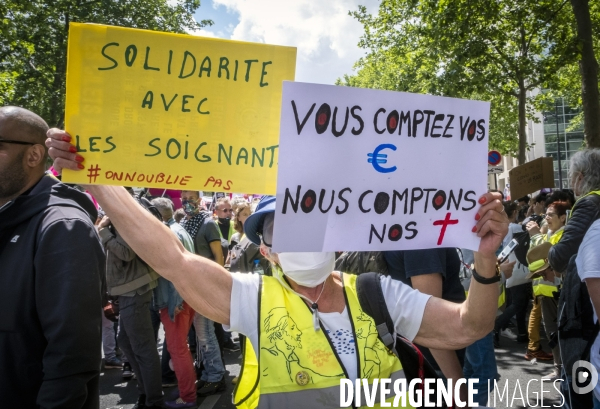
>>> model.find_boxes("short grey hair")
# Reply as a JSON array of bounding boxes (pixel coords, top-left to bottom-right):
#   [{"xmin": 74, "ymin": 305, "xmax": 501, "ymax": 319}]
[
  {"xmin": 151, "ymin": 197, "xmax": 174, "ymax": 219},
  {"xmin": 569, "ymin": 148, "xmax": 600, "ymax": 195},
  {"xmin": 215, "ymin": 197, "xmax": 231, "ymax": 209}
]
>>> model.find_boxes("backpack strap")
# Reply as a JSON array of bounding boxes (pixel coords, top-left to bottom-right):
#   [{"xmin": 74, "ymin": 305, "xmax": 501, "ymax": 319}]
[{"xmin": 356, "ymin": 272, "xmax": 395, "ymax": 349}]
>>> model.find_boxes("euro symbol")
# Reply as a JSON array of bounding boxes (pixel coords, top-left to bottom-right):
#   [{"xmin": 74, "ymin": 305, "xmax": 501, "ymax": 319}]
[{"xmin": 367, "ymin": 143, "xmax": 397, "ymax": 173}]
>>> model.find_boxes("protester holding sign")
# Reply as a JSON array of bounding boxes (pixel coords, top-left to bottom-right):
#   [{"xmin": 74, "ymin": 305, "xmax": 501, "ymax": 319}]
[{"xmin": 47, "ymin": 126, "xmax": 507, "ymax": 408}]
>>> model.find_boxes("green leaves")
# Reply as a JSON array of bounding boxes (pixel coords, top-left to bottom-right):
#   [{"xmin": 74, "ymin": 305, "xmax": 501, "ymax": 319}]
[
  {"xmin": 343, "ymin": 0, "xmax": 588, "ymax": 162},
  {"xmin": 1, "ymin": 0, "xmax": 212, "ymax": 127}
]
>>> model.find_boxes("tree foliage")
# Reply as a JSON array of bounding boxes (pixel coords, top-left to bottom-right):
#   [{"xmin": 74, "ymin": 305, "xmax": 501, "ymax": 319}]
[
  {"xmin": 1, "ymin": 0, "xmax": 212, "ymax": 127},
  {"xmin": 340, "ymin": 0, "xmax": 581, "ymax": 163}
]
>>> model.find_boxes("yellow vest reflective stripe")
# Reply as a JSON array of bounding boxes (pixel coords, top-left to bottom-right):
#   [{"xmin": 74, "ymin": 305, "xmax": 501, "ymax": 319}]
[
  {"xmin": 234, "ymin": 273, "xmax": 411, "ymax": 409},
  {"xmin": 217, "ymin": 219, "xmax": 235, "ymax": 242},
  {"xmin": 570, "ymin": 191, "xmax": 600, "ymax": 219},
  {"xmin": 498, "ymin": 285, "xmax": 506, "ymax": 308},
  {"xmin": 548, "ymin": 229, "xmax": 564, "ymax": 245},
  {"xmin": 532, "ymin": 278, "xmax": 557, "ymax": 298}
]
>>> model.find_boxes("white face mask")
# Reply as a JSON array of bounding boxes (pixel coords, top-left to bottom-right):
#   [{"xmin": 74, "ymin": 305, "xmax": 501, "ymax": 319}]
[{"xmin": 277, "ymin": 252, "xmax": 335, "ymax": 288}]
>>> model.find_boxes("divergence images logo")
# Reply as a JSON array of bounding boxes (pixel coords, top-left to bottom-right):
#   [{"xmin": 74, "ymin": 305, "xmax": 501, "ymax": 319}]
[{"xmin": 573, "ymin": 360, "xmax": 599, "ymax": 395}]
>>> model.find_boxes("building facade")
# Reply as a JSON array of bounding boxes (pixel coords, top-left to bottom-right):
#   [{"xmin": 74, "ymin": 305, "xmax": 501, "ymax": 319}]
[{"xmin": 489, "ymin": 95, "xmax": 584, "ymax": 198}]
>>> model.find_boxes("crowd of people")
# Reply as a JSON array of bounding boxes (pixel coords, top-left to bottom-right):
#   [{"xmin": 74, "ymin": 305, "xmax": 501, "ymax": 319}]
[
  {"xmin": 96, "ymin": 191, "xmax": 272, "ymax": 408},
  {"xmin": 2, "ymin": 104, "xmax": 600, "ymax": 409}
]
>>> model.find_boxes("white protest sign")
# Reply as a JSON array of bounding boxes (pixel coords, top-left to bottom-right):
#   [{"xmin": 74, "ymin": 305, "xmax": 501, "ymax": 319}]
[{"xmin": 273, "ymin": 82, "xmax": 490, "ymax": 252}]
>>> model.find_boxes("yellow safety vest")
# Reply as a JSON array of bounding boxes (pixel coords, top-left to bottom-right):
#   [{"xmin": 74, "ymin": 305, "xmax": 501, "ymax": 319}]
[
  {"xmin": 498, "ymin": 285, "xmax": 506, "ymax": 308},
  {"xmin": 538, "ymin": 190, "xmax": 600, "ymax": 297},
  {"xmin": 532, "ymin": 229, "xmax": 564, "ymax": 298},
  {"xmin": 569, "ymin": 190, "xmax": 600, "ymax": 222},
  {"xmin": 234, "ymin": 273, "xmax": 411, "ymax": 409},
  {"xmin": 218, "ymin": 219, "xmax": 235, "ymax": 242},
  {"xmin": 532, "ymin": 278, "xmax": 558, "ymax": 298}
]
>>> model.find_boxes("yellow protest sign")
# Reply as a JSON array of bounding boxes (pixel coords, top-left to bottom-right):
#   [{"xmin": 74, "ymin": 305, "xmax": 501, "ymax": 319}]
[{"xmin": 63, "ymin": 23, "xmax": 296, "ymax": 193}]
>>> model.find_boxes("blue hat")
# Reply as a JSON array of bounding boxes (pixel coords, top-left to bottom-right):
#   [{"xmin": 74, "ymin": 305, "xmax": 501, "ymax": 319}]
[{"xmin": 244, "ymin": 196, "xmax": 276, "ymax": 245}]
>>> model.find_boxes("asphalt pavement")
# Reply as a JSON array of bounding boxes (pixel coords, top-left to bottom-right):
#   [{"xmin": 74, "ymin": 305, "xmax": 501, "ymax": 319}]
[
  {"xmin": 100, "ymin": 331, "xmax": 241, "ymax": 409},
  {"xmin": 493, "ymin": 333, "xmax": 563, "ymax": 409},
  {"xmin": 99, "ymin": 330, "xmax": 563, "ymax": 409}
]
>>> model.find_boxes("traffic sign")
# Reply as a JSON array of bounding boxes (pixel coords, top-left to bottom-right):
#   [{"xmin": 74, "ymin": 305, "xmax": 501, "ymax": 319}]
[
  {"xmin": 488, "ymin": 150, "xmax": 502, "ymax": 166},
  {"xmin": 488, "ymin": 166, "xmax": 504, "ymax": 174}
]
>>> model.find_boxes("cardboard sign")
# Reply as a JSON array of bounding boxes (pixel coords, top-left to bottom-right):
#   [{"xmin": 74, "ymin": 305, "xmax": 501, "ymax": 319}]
[
  {"xmin": 509, "ymin": 157, "xmax": 555, "ymax": 199},
  {"xmin": 63, "ymin": 23, "xmax": 296, "ymax": 193},
  {"xmin": 273, "ymin": 82, "xmax": 490, "ymax": 252}
]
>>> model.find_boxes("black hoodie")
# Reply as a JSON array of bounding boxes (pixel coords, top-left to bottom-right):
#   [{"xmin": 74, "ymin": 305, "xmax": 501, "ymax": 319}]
[{"xmin": 0, "ymin": 175, "xmax": 105, "ymax": 409}]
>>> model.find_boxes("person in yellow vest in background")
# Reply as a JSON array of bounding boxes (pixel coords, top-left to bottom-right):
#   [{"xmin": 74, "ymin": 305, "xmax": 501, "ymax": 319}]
[
  {"xmin": 548, "ymin": 149, "xmax": 600, "ymax": 274},
  {"xmin": 526, "ymin": 200, "xmax": 571, "ymax": 380},
  {"xmin": 525, "ymin": 242, "xmax": 561, "ymax": 380},
  {"xmin": 46, "ymin": 128, "xmax": 509, "ymax": 409},
  {"xmin": 550, "ymin": 149, "xmax": 600, "ymax": 406},
  {"xmin": 215, "ymin": 197, "xmax": 236, "ymax": 243}
]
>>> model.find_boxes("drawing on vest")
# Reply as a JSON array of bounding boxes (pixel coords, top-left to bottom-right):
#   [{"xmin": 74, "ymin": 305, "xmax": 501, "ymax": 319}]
[
  {"xmin": 261, "ymin": 307, "xmax": 343, "ymax": 384},
  {"xmin": 356, "ymin": 311, "xmax": 385, "ymax": 379}
]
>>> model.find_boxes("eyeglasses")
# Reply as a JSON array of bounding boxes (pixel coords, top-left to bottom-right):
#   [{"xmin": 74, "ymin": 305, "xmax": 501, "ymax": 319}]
[
  {"xmin": 220, "ymin": 208, "xmax": 232, "ymax": 213},
  {"xmin": 0, "ymin": 138, "xmax": 37, "ymax": 146},
  {"xmin": 258, "ymin": 232, "xmax": 272, "ymax": 248},
  {"xmin": 545, "ymin": 213, "xmax": 557, "ymax": 218}
]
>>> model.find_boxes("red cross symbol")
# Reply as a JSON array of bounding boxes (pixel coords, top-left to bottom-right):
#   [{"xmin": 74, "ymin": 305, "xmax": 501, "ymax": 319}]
[{"xmin": 433, "ymin": 212, "xmax": 459, "ymax": 245}]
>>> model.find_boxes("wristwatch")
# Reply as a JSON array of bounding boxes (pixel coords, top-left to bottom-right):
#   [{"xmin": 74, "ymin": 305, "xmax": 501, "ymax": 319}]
[{"xmin": 471, "ymin": 263, "xmax": 501, "ymax": 284}]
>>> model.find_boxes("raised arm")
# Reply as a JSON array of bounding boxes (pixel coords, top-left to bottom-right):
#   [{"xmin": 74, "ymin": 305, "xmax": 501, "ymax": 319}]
[
  {"xmin": 413, "ymin": 192, "xmax": 507, "ymax": 349},
  {"xmin": 46, "ymin": 129, "xmax": 232, "ymax": 325},
  {"xmin": 410, "ymin": 274, "xmax": 465, "ymax": 382}
]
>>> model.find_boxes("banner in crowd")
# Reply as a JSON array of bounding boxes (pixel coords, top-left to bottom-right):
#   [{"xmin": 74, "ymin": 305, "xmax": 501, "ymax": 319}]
[
  {"xmin": 273, "ymin": 82, "xmax": 490, "ymax": 252},
  {"xmin": 63, "ymin": 23, "xmax": 296, "ymax": 193},
  {"xmin": 509, "ymin": 157, "xmax": 555, "ymax": 200}
]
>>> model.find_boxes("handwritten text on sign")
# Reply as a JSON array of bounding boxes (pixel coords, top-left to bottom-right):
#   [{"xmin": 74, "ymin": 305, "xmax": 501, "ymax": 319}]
[
  {"xmin": 273, "ymin": 82, "xmax": 490, "ymax": 252},
  {"xmin": 63, "ymin": 23, "xmax": 296, "ymax": 193}
]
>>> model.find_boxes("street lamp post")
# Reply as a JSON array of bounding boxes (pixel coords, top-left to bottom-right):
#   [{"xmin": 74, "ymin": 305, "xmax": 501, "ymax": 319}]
[{"xmin": 555, "ymin": 99, "xmax": 563, "ymax": 189}]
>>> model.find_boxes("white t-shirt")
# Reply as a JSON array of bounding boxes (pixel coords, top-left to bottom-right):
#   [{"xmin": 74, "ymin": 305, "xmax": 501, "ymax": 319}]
[
  {"xmin": 503, "ymin": 223, "xmax": 530, "ymax": 288},
  {"xmin": 576, "ymin": 219, "xmax": 600, "ymax": 401},
  {"xmin": 225, "ymin": 273, "xmax": 431, "ymax": 381}
]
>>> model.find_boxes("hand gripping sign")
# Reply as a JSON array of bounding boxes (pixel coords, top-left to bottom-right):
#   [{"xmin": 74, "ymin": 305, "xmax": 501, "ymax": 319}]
[
  {"xmin": 273, "ymin": 82, "xmax": 490, "ymax": 252},
  {"xmin": 63, "ymin": 23, "xmax": 296, "ymax": 194}
]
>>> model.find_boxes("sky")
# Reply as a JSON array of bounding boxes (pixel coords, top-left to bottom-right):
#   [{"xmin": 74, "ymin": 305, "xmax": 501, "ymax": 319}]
[{"xmin": 191, "ymin": 0, "xmax": 380, "ymax": 85}]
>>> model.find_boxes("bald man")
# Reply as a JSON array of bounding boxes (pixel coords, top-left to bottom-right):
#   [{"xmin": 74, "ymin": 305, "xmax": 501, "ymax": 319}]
[{"xmin": 0, "ymin": 106, "xmax": 105, "ymax": 409}]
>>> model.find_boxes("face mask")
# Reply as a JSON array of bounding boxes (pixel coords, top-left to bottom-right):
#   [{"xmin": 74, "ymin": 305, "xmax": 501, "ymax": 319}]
[
  {"xmin": 277, "ymin": 252, "xmax": 335, "ymax": 288},
  {"xmin": 182, "ymin": 199, "xmax": 199, "ymax": 216},
  {"xmin": 218, "ymin": 217, "xmax": 231, "ymax": 223}
]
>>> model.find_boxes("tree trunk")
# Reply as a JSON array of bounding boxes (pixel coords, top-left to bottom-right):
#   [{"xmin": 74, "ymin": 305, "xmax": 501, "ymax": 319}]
[
  {"xmin": 570, "ymin": 0, "xmax": 600, "ymax": 148},
  {"xmin": 49, "ymin": 12, "xmax": 69, "ymax": 128},
  {"xmin": 518, "ymin": 83, "xmax": 527, "ymax": 165}
]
